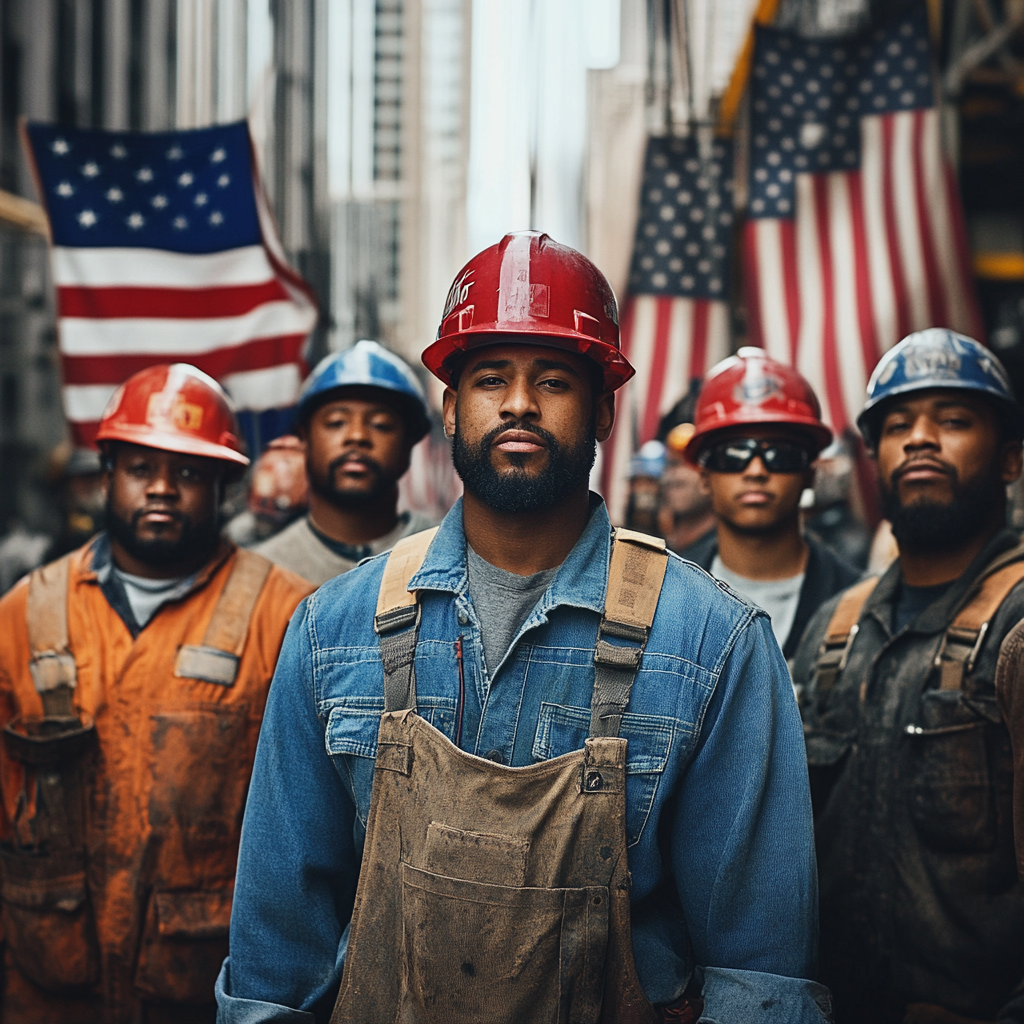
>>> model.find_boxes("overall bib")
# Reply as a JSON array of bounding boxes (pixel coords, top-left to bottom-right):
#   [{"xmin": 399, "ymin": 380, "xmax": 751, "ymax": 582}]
[{"xmin": 331, "ymin": 529, "xmax": 670, "ymax": 1024}]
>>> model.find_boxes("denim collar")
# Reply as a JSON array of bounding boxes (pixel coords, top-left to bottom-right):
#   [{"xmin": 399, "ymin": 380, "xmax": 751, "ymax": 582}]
[{"xmin": 408, "ymin": 493, "xmax": 612, "ymax": 618}]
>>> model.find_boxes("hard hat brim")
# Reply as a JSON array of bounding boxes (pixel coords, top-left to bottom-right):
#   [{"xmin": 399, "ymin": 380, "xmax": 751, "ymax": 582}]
[
  {"xmin": 95, "ymin": 425, "xmax": 250, "ymax": 466},
  {"xmin": 422, "ymin": 329, "xmax": 635, "ymax": 392}
]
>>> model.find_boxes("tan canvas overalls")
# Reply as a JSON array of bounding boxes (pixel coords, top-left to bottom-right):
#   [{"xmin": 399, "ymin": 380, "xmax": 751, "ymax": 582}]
[{"xmin": 330, "ymin": 528, "xmax": 674, "ymax": 1024}]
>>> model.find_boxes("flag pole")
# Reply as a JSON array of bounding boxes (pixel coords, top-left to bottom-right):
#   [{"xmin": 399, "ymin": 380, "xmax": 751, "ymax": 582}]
[{"xmin": 715, "ymin": 0, "xmax": 783, "ymax": 136}]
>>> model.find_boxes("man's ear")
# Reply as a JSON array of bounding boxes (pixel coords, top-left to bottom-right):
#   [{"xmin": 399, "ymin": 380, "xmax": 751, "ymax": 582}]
[
  {"xmin": 442, "ymin": 387, "xmax": 457, "ymax": 439},
  {"xmin": 595, "ymin": 392, "xmax": 615, "ymax": 443},
  {"xmin": 699, "ymin": 468, "xmax": 712, "ymax": 496},
  {"xmin": 1000, "ymin": 439, "xmax": 1023, "ymax": 484}
]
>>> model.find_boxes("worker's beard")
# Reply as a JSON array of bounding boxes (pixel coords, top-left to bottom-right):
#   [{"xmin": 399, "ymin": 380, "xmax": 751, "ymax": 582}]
[
  {"xmin": 452, "ymin": 417, "xmax": 596, "ymax": 514},
  {"xmin": 105, "ymin": 500, "xmax": 221, "ymax": 570},
  {"xmin": 881, "ymin": 458, "xmax": 1002, "ymax": 555},
  {"xmin": 308, "ymin": 452, "xmax": 400, "ymax": 510}
]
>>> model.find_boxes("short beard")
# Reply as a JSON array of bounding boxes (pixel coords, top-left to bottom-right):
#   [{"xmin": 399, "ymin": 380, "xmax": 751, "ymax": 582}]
[
  {"xmin": 452, "ymin": 417, "xmax": 596, "ymax": 514},
  {"xmin": 105, "ymin": 500, "xmax": 221, "ymax": 571},
  {"xmin": 308, "ymin": 454, "xmax": 398, "ymax": 510},
  {"xmin": 882, "ymin": 460, "xmax": 1002, "ymax": 555}
]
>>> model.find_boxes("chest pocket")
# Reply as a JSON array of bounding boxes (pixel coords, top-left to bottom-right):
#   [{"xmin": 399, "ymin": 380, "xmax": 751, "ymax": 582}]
[
  {"xmin": 325, "ymin": 698, "xmax": 456, "ymax": 825},
  {"xmin": 532, "ymin": 702, "xmax": 673, "ymax": 847},
  {"xmin": 904, "ymin": 690, "xmax": 1011, "ymax": 853}
]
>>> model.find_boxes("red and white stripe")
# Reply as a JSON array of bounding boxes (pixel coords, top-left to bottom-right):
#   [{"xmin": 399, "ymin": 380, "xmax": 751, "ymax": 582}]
[
  {"xmin": 51, "ymin": 177, "xmax": 316, "ymax": 448},
  {"xmin": 600, "ymin": 294, "xmax": 730, "ymax": 523},
  {"xmin": 744, "ymin": 107, "xmax": 982, "ymax": 438}
]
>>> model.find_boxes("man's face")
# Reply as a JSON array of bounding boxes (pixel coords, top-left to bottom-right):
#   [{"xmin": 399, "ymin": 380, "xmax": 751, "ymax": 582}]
[
  {"xmin": 661, "ymin": 452, "xmax": 711, "ymax": 520},
  {"xmin": 443, "ymin": 344, "xmax": 614, "ymax": 514},
  {"xmin": 104, "ymin": 443, "xmax": 222, "ymax": 570},
  {"xmin": 304, "ymin": 388, "xmax": 411, "ymax": 509},
  {"xmin": 876, "ymin": 389, "xmax": 1022, "ymax": 552},
  {"xmin": 700, "ymin": 426, "xmax": 815, "ymax": 535}
]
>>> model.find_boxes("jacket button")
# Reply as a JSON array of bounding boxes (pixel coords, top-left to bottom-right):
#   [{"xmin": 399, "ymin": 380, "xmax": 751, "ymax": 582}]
[
  {"xmin": 457, "ymin": 610, "xmax": 469, "ymax": 625},
  {"xmin": 485, "ymin": 749, "xmax": 503, "ymax": 764},
  {"xmin": 585, "ymin": 770, "xmax": 604, "ymax": 791}
]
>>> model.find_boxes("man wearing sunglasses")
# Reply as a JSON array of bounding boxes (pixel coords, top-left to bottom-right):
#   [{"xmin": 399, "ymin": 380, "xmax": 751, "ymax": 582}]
[
  {"xmin": 681, "ymin": 349, "xmax": 859, "ymax": 666},
  {"xmin": 795, "ymin": 329, "xmax": 1024, "ymax": 1024}
]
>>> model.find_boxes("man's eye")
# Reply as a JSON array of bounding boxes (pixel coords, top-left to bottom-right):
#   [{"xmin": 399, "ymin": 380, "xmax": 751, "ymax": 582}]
[
  {"xmin": 539, "ymin": 378, "xmax": 569, "ymax": 390},
  {"xmin": 883, "ymin": 422, "xmax": 908, "ymax": 435},
  {"xmin": 371, "ymin": 420, "xmax": 397, "ymax": 432},
  {"xmin": 128, "ymin": 463, "xmax": 150, "ymax": 476},
  {"xmin": 941, "ymin": 417, "xmax": 970, "ymax": 429},
  {"xmin": 178, "ymin": 466, "xmax": 198, "ymax": 480},
  {"xmin": 478, "ymin": 375, "xmax": 505, "ymax": 386}
]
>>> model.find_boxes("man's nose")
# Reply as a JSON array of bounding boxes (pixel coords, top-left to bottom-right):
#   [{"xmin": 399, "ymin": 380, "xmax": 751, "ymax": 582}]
[
  {"xmin": 499, "ymin": 377, "xmax": 540, "ymax": 420},
  {"xmin": 146, "ymin": 467, "xmax": 179, "ymax": 498},
  {"xmin": 904, "ymin": 415, "xmax": 940, "ymax": 450},
  {"xmin": 743, "ymin": 454, "xmax": 771, "ymax": 479}
]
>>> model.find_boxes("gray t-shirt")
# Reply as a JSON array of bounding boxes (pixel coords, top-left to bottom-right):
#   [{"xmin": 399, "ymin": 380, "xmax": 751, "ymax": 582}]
[
  {"xmin": 711, "ymin": 555, "xmax": 804, "ymax": 650},
  {"xmin": 466, "ymin": 545, "xmax": 558, "ymax": 675},
  {"xmin": 112, "ymin": 568, "xmax": 195, "ymax": 628}
]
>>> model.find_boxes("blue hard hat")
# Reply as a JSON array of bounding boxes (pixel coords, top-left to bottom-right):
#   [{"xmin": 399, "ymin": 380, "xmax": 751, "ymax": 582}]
[
  {"xmin": 857, "ymin": 328, "xmax": 1024, "ymax": 447},
  {"xmin": 630, "ymin": 440, "xmax": 667, "ymax": 479},
  {"xmin": 297, "ymin": 340, "xmax": 431, "ymax": 443}
]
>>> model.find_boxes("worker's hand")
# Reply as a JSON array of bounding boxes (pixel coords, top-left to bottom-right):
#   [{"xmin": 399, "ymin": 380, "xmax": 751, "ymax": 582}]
[{"xmin": 903, "ymin": 1004, "xmax": 991, "ymax": 1024}]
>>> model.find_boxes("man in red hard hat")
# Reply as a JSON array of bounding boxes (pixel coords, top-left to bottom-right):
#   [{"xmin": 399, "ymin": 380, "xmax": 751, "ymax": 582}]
[
  {"xmin": 681, "ymin": 348, "xmax": 859, "ymax": 667},
  {"xmin": 219, "ymin": 233, "xmax": 829, "ymax": 1024},
  {"xmin": 0, "ymin": 364, "xmax": 312, "ymax": 1024}
]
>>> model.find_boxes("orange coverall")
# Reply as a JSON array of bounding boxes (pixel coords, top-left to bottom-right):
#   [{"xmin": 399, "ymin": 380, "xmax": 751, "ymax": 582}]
[{"xmin": 0, "ymin": 538, "xmax": 312, "ymax": 1024}]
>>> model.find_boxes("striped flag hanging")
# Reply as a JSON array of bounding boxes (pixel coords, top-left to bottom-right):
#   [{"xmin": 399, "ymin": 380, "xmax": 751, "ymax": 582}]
[
  {"xmin": 743, "ymin": 2, "xmax": 982, "ymax": 439},
  {"xmin": 601, "ymin": 134, "xmax": 734, "ymax": 522},
  {"xmin": 23, "ymin": 119, "xmax": 317, "ymax": 454}
]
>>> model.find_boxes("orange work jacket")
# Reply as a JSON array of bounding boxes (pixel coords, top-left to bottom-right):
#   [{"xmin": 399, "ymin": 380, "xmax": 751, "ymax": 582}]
[{"xmin": 0, "ymin": 537, "xmax": 313, "ymax": 1024}]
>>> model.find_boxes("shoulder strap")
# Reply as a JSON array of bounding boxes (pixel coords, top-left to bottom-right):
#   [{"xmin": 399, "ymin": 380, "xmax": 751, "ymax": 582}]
[
  {"xmin": 26, "ymin": 554, "xmax": 78, "ymax": 717},
  {"xmin": 937, "ymin": 542, "xmax": 1024, "ymax": 692},
  {"xmin": 813, "ymin": 576, "xmax": 879, "ymax": 697},
  {"xmin": 174, "ymin": 549, "xmax": 274, "ymax": 686},
  {"xmin": 375, "ymin": 527, "xmax": 439, "ymax": 713},
  {"xmin": 589, "ymin": 529, "xmax": 669, "ymax": 738}
]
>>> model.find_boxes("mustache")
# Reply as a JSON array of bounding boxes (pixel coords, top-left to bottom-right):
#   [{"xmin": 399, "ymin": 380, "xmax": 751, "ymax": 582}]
[
  {"xmin": 890, "ymin": 458, "xmax": 957, "ymax": 486},
  {"xmin": 328, "ymin": 451, "xmax": 383, "ymax": 476},
  {"xmin": 480, "ymin": 421, "xmax": 557, "ymax": 450},
  {"xmin": 131, "ymin": 506, "xmax": 184, "ymax": 527}
]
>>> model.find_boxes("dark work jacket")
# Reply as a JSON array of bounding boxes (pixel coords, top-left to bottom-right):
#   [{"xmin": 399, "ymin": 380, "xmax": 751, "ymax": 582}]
[
  {"xmin": 794, "ymin": 529, "xmax": 1024, "ymax": 1024},
  {"xmin": 681, "ymin": 530, "xmax": 860, "ymax": 660}
]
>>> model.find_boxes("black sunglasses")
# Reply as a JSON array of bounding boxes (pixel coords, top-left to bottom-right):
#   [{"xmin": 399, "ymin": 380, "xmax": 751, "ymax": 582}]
[{"xmin": 699, "ymin": 437, "xmax": 812, "ymax": 474}]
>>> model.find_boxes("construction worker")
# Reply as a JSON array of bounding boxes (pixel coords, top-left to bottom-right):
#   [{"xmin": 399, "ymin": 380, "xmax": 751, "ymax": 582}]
[
  {"xmin": 0, "ymin": 364, "xmax": 312, "ymax": 1024},
  {"xmin": 255, "ymin": 341, "xmax": 437, "ymax": 586},
  {"xmin": 217, "ymin": 232, "xmax": 830, "ymax": 1023},
  {"xmin": 681, "ymin": 349, "xmax": 860, "ymax": 665},
  {"xmin": 795, "ymin": 329, "xmax": 1024, "ymax": 1024}
]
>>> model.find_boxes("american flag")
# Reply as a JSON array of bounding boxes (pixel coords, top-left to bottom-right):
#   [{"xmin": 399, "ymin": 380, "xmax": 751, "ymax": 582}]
[
  {"xmin": 23, "ymin": 119, "xmax": 317, "ymax": 453},
  {"xmin": 744, "ymin": 2, "xmax": 982, "ymax": 438},
  {"xmin": 601, "ymin": 134, "xmax": 734, "ymax": 522}
]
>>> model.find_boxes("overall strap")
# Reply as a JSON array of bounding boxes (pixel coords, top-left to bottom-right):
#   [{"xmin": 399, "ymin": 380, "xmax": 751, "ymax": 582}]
[
  {"xmin": 936, "ymin": 543, "xmax": 1024, "ymax": 692},
  {"xmin": 814, "ymin": 577, "xmax": 879, "ymax": 697},
  {"xmin": 589, "ymin": 529, "xmax": 669, "ymax": 738},
  {"xmin": 26, "ymin": 554, "xmax": 78, "ymax": 717},
  {"xmin": 375, "ymin": 528, "xmax": 439, "ymax": 712},
  {"xmin": 174, "ymin": 549, "xmax": 274, "ymax": 686}
]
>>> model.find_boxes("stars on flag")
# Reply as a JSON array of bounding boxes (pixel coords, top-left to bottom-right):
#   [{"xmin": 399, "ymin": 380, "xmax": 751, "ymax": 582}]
[
  {"xmin": 106, "ymin": 187, "xmax": 123, "ymax": 203},
  {"xmin": 78, "ymin": 210, "xmax": 97, "ymax": 227},
  {"xmin": 126, "ymin": 212, "xmax": 145, "ymax": 230},
  {"xmin": 51, "ymin": 138, "xmax": 69, "ymax": 155},
  {"xmin": 56, "ymin": 182, "xmax": 74, "ymax": 198}
]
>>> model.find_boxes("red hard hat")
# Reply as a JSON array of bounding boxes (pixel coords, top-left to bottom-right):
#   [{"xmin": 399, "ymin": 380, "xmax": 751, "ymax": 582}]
[
  {"xmin": 248, "ymin": 435, "xmax": 309, "ymax": 521},
  {"xmin": 95, "ymin": 364, "xmax": 250, "ymax": 467},
  {"xmin": 684, "ymin": 347, "xmax": 832, "ymax": 464},
  {"xmin": 422, "ymin": 231, "xmax": 634, "ymax": 391}
]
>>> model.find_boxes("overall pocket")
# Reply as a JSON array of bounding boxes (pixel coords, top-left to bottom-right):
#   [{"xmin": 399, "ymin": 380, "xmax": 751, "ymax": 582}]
[
  {"xmin": 906, "ymin": 690, "xmax": 998, "ymax": 852},
  {"xmin": 0, "ymin": 846, "xmax": 99, "ymax": 990},
  {"xmin": 133, "ymin": 887, "xmax": 232, "ymax": 1003},
  {"xmin": 398, "ymin": 862, "xmax": 608, "ymax": 1024}
]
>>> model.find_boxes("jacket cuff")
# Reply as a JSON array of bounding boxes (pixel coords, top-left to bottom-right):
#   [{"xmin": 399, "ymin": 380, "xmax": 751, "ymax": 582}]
[
  {"xmin": 700, "ymin": 967, "xmax": 833, "ymax": 1024},
  {"xmin": 215, "ymin": 959, "xmax": 316, "ymax": 1024}
]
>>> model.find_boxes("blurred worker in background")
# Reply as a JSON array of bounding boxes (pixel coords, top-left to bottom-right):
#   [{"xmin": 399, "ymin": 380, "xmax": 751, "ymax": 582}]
[
  {"xmin": 255, "ymin": 341, "xmax": 437, "ymax": 586},
  {"xmin": 796, "ymin": 329, "xmax": 1024, "ymax": 1024},
  {"xmin": 803, "ymin": 437, "xmax": 871, "ymax": 570},
  {"xmin": 224, "ymin": 435, "xmax": 309, "ymax": 547},
  {"xmin": 624, "ymin": 439, "xmax": 665, "ymax": 533},
  {"xmin": 219, "ymin": 232, "xmax": 828, "ymax": 1024},
  {"xmin": 682, "ymin": 348, "xmax": 859, "ymax": 664},
  {"xmin": 656, "ymin": 382, "xmax": 716, "ymax": 554},
  {"xmin": 0, "ymin": 364, "xmax": 312, "ymax": 1024}
]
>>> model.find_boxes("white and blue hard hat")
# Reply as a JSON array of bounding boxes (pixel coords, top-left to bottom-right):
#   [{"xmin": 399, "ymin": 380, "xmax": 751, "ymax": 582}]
[
  {"xmin": 629, "ymin": 440, "xmax": 667, "ymax": 479},
  {"xmin": 297, "ymin": 340, "xmax": 431, "ymax": 443},
  {"xmin": 857, "ymin": 328, "xmax": 1024, "ymax": 447}
]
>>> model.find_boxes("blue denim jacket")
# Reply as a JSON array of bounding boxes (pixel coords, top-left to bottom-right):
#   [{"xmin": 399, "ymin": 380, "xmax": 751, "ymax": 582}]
[{"xmin": 216, "ymin": 499, "xmax": 830, "ymax": 1024}]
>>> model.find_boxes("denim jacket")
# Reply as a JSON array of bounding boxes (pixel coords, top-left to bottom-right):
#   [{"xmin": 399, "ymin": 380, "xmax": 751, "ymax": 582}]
[{"xmin": 216, "ymin": 499, "xmax": 830, "ymax": 1024}]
